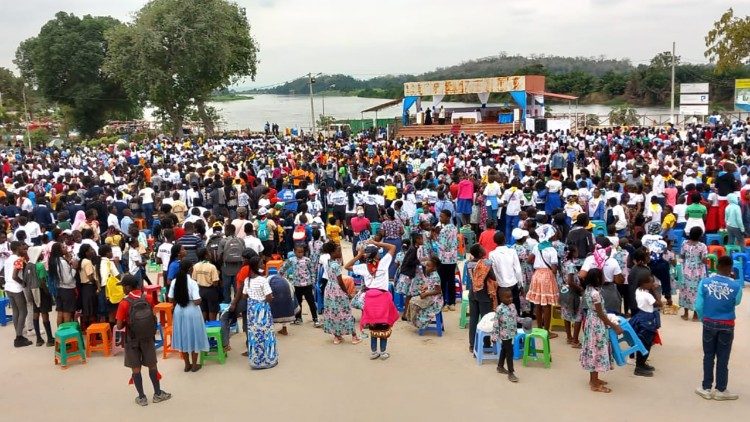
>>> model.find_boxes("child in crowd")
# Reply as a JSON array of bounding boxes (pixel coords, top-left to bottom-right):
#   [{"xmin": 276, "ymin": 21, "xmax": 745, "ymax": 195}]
[
  {"xmin": 492, "ymin": 288, "xmax": 520, "ymax": 383},
  {"xmin": 661, "ymin": 205, "xmax": 676, "ymax": 239},
  {"xmin": 326, "ymin": 217, "xmax": 342, "ymax": 245},
  {"xmin": 560, "ymin": 246, "xmax": 582, "ymax": 348},
  {"xmin": 629, "ymin": 272, "xmax": 661, "ymax": 377},
  {"xmin": 279, "ymin": 244, "xmax": 320, "ymax": 327},
  {"xmin": 115, "ymin": 274, "xmax": 171, "ymax": 406},
  {"xmin": 406, "ymin": 256, "xmax": 443, "ymax": 330},
  {"xmin": 579, "ymin": 268, "xmax": 623, "ymax": 393}
]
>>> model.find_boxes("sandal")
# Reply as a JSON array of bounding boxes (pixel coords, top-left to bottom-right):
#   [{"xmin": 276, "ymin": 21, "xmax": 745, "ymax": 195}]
[
  {"xmin": 333, "ymin": 337, "xmax": 343, "ymax": 345},
  {"xmin": 680, "ymin": 315, "xmax": 689, "ymax": 321},
  {"xmin": 571, "ymin": 341, "xmax": 582, "ymax": 349},
  {"xmin": 351, "ymin": 336, "xmax": 362, "ymax": 345},
  {"xmin": 590, "ymin": 384, "xmax": 612, "ymax": 393},
  {"xmin": 548, "ymin": 332, "xmax": 559, "ymax": 339}
]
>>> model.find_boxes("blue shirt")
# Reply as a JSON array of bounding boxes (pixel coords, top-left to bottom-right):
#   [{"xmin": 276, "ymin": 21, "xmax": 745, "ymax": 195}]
[{"xmin": 695, "ymin": 274, "xmax": 743, "ymax": 322}]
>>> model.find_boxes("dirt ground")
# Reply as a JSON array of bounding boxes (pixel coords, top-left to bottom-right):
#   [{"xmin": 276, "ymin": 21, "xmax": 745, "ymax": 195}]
[{"xmin": 1, "ymin": 260, "xmax": 748, "ymax": 421}]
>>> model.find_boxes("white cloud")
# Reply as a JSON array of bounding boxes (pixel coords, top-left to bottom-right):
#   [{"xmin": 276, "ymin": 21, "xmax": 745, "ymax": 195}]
[{"xmin": 1, "ymin": 0, "xmax": 748, "ymax": 86}]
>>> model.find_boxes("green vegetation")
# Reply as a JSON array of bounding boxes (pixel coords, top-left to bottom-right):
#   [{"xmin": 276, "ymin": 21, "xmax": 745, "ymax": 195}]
[
  {"xmin": 210, "ymin": 93, "xmax": 254, "ymax": 102},
  {"xmin": 705, "ymin": 8, "xmax": 750, "ymax": 73},
  {"xmin": 105, "ymin": 0, "xmax": 258, "ymax": 137}
]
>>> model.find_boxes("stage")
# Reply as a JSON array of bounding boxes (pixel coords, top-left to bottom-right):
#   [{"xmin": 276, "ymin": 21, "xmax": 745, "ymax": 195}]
[{"xmin": 395, "ymin": 122, "xmax": 516, "ymax": 138}]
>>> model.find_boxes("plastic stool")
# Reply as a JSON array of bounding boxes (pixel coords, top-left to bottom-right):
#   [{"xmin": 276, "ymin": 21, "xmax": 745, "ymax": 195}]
[
  {"xmin": 85, "ymin": 323, "xmax": 111, "ymax": 357},
  {"xmin": 707, "ymin": 244, "xmax": 726, "ymax": 258},
  {"xmin": 732, "ymin": 260, "xmax": 744, "ymax": 284},
  {"xmin": 549, "ymin": 306, "xmax": 565, "ymax": 331},
  {"xmin": 265, "ymin": 260, "xmax": 282, "ymax": 275},
  {"xmin": 393, "ymin": 292, "xmax": 405, "ymax": 312},
  {"xmin": 673, "ymin": 263, "xmax": 684, "ymax": 287},
  {"xmin": 473, "ymin": 329, "xmax": 500, "ymax": 365},
  {"xmin": 111, "ymin": 326, "xmax": 126, "ymax": 356},
  {"xmin": 144, "ymin": 284, "xmax": 161, "ymax": 304},
  {"xmin": 158, "ymin": 286, "xmax": 166, "ymax": 303},
  {"xmin": 154, "ymin": 302, "xmax": 174, "ymax": 327},
  {"xmin": 54, "ymin": 327, "xmax": 86, "ymax": 368},
  {"xmin": 513, "ymin": 329, "xmax": 528, "ymax": 360},
  {"xmin": 705, "ymin": 233, "xmax": 723, "ymax": 246},
  {"xmin": 418, "ymin": 312, "xmax": 444, "ymax": 337},
  {"xmin": 0, "ymin": 297, "xmax": 10, "ymax": 326},
  {"xmin": 705, "ymin": 254, "xmax": 718, "ymax": 273},
  {"xmin": 155, "ymin": 323, "xmax": 164, "ymax": 349},
  {"xmin": 608, "ymin": 316, "xmax": 648, "ymax": 366},
  {"xmin": 458, "ymin": 291, "xmax": 469, "ymax": 329},
  {"xmin": 522, "ymin": 328, "xmax": 551, "ymax": 368},
  {"xmin": 200, "ymin": 325, "xmax": 226, "ymax": 365},
  {"xmin": 161, "ymin": 324, "xmax": 178, "ymax": 359},
  {"xmin": 725, "ymin": 245, "xmax": 742, "ymax": 256}
]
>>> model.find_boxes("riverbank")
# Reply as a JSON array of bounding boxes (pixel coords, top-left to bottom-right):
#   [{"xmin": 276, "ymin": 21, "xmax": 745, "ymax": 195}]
[{"xmin": 210, "ymin": 93, "xmax": 254, "ymax": 102}]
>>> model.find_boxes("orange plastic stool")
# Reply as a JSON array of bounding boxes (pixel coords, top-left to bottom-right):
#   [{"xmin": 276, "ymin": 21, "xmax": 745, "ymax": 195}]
[
  {"xmin": 707, "ymin": 244, "xmax": 726, "ymax": 258},
  {"xmin": 162, "ymin": 324, "xmax": 180, "ymax": 359},
  {"xmin": 144, "ymin": 284, "xmax": 161, "ymax": 304},
  {"xmin": 154, "ymin": 302, "xmax": 174, "ymax": 327},
  {"xmin": 85, "ymin": 323, "xmax": 112, "ymax": 357},
  {"xmin": 265, "ymin": 260, "xmax": 283, "ymax": 275}
]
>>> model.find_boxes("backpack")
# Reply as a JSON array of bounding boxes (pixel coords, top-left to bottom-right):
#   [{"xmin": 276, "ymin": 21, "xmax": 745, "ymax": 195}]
[
  {"xmin": 207, "ymin": 235, "xmax": 222, "ymax": 264},
  {"xmin": 126, "ymin": 294, "xmax": 156, "ymax": 340},
  {"xmin": 223, "ymin": 236, "xmax": 245, "ymax": 263},
  {"xmin": 566, "ymin": 227, "xmax": 594, "ymax": 260},
  {"xmin": 292, "ymin": 224, "xmax": 307, "ymax": 242},
  {"xmin": 551, "ymin": 153, "xmax": 565, "ymax": 169},
  {"xmin": 257, "ymin": 220, "xmax": 270, "ymax": 241},
  {"xmin": 22, "ymin": 262, "xmax": 42, "ymax": 289},
  {"xmin": 105, "ymin": 263, "xmax": 125, "ymax": 304}
]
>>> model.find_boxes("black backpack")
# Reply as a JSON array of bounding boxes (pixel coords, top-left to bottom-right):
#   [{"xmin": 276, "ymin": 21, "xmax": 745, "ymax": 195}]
[{"xmin": 126, "ymin": 294, "xmax": 156, "ymax": 340}]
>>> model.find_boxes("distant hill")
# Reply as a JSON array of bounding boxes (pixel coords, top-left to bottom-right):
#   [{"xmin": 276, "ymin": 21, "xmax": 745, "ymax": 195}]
[{"xmin": 244, "ymin": 53, "xmax": 749, "ymax": 107}]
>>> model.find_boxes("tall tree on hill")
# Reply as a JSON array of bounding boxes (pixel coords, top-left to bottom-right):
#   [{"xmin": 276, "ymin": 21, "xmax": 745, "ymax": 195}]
[
  {"xmin": 705, "ymin": 8, "xmax": 750, "ymax": 73},
  {"xmin": 14, "ymin": 12, "xmax": 140, "ymax": 137},
  {"xmin": 105, "ymin": 0, "xmax": 258, "ymax": 137}
]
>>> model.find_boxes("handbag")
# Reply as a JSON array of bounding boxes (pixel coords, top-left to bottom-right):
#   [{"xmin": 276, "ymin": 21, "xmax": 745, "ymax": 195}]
[{"xmin": 476, "ymin": 312, "xmax": 496, "ymax": 333}]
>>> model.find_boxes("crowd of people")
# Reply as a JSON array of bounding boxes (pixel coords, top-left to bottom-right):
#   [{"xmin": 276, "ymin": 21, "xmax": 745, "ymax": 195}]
[{"xmin": 0, "ymin": 119, "xmax": 747, "ymax": 404}]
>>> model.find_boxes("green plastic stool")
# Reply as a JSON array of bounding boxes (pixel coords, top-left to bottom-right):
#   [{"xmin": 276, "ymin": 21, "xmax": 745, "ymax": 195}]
[
  {"xmin": 705, "ymin": 253, "xmax": 718, "ymax": 273},
  {"xmin": 58, "ymin": 321, "xmax": 82, "ymax": 333},
  {"xmin": 458, "ymin": 291, "xmax": 469, "ymax": 329},
  {"xmin": 522, "ymin": 328, "xmax": 551, "ymax": 368},
  {"xmin": 200, "ymin": 326, "xmax": 226, "ymax": 365},
  {"xmin": 725, "ymin": 245, "xmax": 742, "ymax": 256},
  {"xmin": 158, "ymin": 287, "xmax": 167, "ymax": 303},
  {"xmin": 54, "ymin": 327, "xmax": 86, "ymax": 368}
]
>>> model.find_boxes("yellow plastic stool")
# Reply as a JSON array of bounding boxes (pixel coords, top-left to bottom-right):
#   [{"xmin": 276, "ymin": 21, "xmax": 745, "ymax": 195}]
[{"xmin": 549, "ymin": 306, "xmax": 565, "ymax": 331}]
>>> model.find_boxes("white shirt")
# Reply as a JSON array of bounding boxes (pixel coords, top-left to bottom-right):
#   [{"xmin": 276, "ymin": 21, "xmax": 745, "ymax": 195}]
[
  {"xmin": 581, "ymin": 255, "xmax": 622, "ymax": 283},
  {"xmin": 319, "ymin": 253, "xmax": 331, "ymax": 280},
  {"xmin": 139, "ymin": 187, "xmax": 155, "ymax": 204},
  {"xmin": 244, "ymin": 236, "xmax": 264, "ymax": 254},
  {"xmin": 489, "ymin": 245, "xmax": 523, "ymax": 288},
  {"xmin": 532, "ymin": 245, "xmax": 558, "ymax": 269},
  {"xmin": 107, "ymin": 214, "xmax": 119, "ymax": 230},
  {"xmin": 168, "ymin": 274, "xmax": 201, "ymax": 302},
  {"xmin": 352, "ymin": 253, "xmax": 392, "ymax": 291},
  {"xmin": 99, "ymin": 257, "xmax": 120, "ymax": 287},
  {"xmin": 244, "ymin": 275, "xmax": 272, "ymax": 301},
  {"xmin": 128, "ymin": 247, "xmax": 142, "ymax": 275},
  {"xmin": 157, "ymin": 242, "xmax": 173, "ymax": 272},
  {"xmin": 636, "ymin": 289, "xmax": 656, "ymax": 313},
  {"xmin": 501, "ymin": 188, "xmax": 524, "ymax": 216},
  {"xmin": 3, "ymin": 253, "xmax": 23, "ymax": 293}
]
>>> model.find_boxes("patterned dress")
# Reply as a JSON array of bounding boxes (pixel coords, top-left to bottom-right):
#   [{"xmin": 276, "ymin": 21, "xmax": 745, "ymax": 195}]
[
  {"xmin": 491, "ymin": 303, "xmax": 519, "ymax": 342},
  {"xmin": 408, "ymin": 271, "xmax": 444, "ymax": 329},
  {"xmin": 512, "ymin": 243, "xmax": 533, "ymax": 313},
  {"xmin": 245, "ymin": 276, "xmax": 278, "ymax": 369},
  {"xmin": 560, "ymin": 261, "xmax": 582, "ymax": 323},
  {"xmin": 579, "ymin": 287, "xmax": 611, "ymax": 373},
  {"xmin": 322, "ymin": 261, "xmax": 356, "ymax": 336},
  {"xmin": 680, "ymin": 241, "xmax": 707, "ymax": 310},
  {"xmin": 437, "ymin": 223, "xmax": 459, "ymax": 265}
]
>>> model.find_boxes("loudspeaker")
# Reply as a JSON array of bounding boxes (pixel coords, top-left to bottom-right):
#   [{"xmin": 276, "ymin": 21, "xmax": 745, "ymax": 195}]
[{"xmin": 534, "ymin": 118, "xmax": 547, "ymax": 132}]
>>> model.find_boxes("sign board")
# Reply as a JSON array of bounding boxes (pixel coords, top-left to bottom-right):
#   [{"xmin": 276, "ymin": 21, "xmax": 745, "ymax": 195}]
[
  {"xmin": 679, "ymin": 105, "xmax": 709, "ymax": 115},
  {"xmin": 735, "ymin": 79, "xmax": 750, "ymax": 111},
  {"xmin": 404, "ymin": 76, "xmax": 526, "ymax": 96},
  {"xmin": 680, "ymin": 83, "xmax": 709, "ymax": 94},
  {"xmin": 679, "ymin": 94, "xmax": 709, "ymax": 104}
]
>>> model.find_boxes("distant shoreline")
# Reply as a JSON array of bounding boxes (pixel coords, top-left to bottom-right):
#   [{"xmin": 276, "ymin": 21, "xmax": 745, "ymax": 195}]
[{"xmin": 210, "ymin": 94, "xmax": 254, "ymax": 102}]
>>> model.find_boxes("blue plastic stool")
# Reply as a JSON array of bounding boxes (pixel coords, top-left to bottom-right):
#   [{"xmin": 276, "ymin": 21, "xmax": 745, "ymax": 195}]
[
  {"xmin": 513, "ymin": 329, "xmax": 529, "ymax": 360},
  {"xmin": 0, "ymin": 297, "xmax": 10, "ymax": 326},
  {"xmin": 267, "ymin": 267, "xmax": 278, "ymax": 275},
  {"xmin": 393, "ymin": 292, "xmax": 405, "ymax": 312},
  {"xmin": 608, "ymin": 316, "xmax": 648, "ymax": 366},
  {"xmin": 155, "ymin": 323, "xmax": 164, "ymax": 349},
  {"xmin": 418, "ymin": 312, "xmax": 444, "ymax": 337},
  {"xmin": 705, "ymin": 233, "xmax": 723, "ymax": 246},
  {"xmin": 733, "ymin": 260, "xmax": 744, "ymax": 284},
  {"xmin": 731, "ymin": 252, "xmax": 750, "ymax": 282},
  {"xmin": 473, "ymin": 330, "xmax": 500, "ymax": 365},
  {"xmin": 672, "ymin": 232, "xmax": 684, "ymax": 254},
  {"xmin": 315, "ymin": 266, "xmax": 325, "ymax": 312}
]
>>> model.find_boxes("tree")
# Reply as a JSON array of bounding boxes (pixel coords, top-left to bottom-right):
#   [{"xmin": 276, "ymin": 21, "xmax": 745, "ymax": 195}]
[
  {"xmin": 14, "ymin": 12, "xmax": 139, "ymax": 137},
  {"xmin": 609, "ymin": 105, "xmax": 640, "ymax": 126},
  {"xmin": 105, "ymin": 0, "xmax": 258, "ymax": 137},
  {"xmin": 705, "ymin": 8, "xmax": 750, "ymax": 73}
]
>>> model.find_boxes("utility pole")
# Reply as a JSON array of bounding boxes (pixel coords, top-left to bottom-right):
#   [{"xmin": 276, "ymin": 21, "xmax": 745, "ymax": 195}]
[
  {"xmin": 308, "ymin": 73, "xmax": 316, "ymax": 136},
  {"xmin": 22, "ymin": 83, "xmax": 31, "ymax": 149},
  {"xmin": 670, "ymin": 41, "xmax": 676, "ymax": 124}
]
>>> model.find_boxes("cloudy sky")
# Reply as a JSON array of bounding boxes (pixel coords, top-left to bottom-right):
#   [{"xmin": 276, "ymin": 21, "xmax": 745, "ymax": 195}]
[{"xmin": 1, "ymin": 0, "xmax": 747, "ymax": 88}]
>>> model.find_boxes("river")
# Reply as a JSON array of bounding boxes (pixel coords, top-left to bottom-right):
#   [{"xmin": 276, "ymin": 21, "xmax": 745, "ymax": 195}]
[{"xmin": 147, "ymin": 94, "xmax": 671, "ymax": 131}]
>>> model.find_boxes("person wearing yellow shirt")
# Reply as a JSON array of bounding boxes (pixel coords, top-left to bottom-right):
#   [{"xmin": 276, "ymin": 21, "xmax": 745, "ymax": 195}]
[
  {"xmin": 661, "ymin": 205, "xmax": 676, "ymax": 238},
  {"xmin": 326, "ymin": 217, "xmax": 343, "ymax": 245},
  {"xmin": 383, "ymin": 179, "xmax": 397, "ymax": 207}
]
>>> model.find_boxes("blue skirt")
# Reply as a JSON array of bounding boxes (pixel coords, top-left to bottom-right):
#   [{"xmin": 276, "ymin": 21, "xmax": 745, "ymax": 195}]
[
  {"xmin": 172, "ymin": 303, "xmax": 210, "ymax": 353},
  {"xmin": 247, "ymin": 298, "xmax": 278, "ymax": 369},
  {"xmin": 384, "ymin": 237, "xmax": 402, "ymax": 279},
  {"xmin": 456, "ymin": 199, "xmax": 473, "ymax": 215},
  {"xmin": 545, "ymin": 192, "xmax": 562, "ymax": 215}
]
